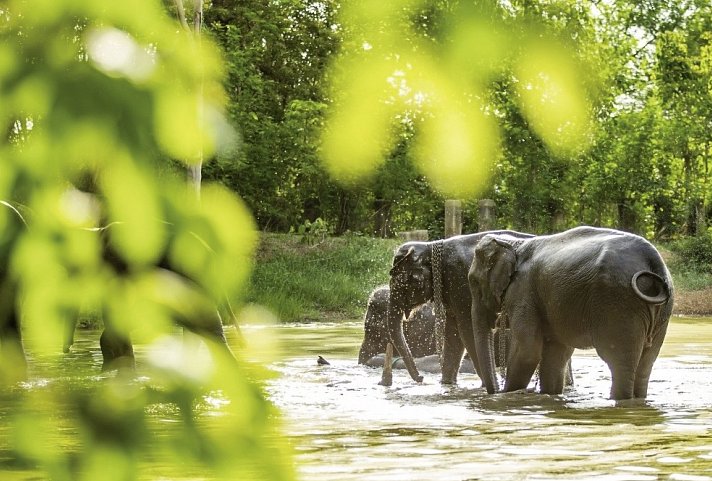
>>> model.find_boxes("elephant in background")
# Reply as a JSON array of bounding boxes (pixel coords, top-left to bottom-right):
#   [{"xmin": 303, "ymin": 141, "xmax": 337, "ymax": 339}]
[
  {"xmin": 88, "ymin": 221, "xmax": 234, "ymax": 371},
  {"xmin": 0, "ymin": 201, "xmax": 28, "ymax": 383},
  {"xmin": 469, "ymin": 226, "xmax": 673, "ymax": 400},
  {"xmin": 0, "ymin": 196, "xmax": 235, "ymax": 376},
  {"xmin": 385, "ymin": 230, "xmax": 534, "ymax": 386},
  {"xmin": 359, "ymin": 285, "xmax": 504, "ymax": 376},
  {"xmin": 358, "ymin": 285, "xmax": 436, "ymax": 365}
]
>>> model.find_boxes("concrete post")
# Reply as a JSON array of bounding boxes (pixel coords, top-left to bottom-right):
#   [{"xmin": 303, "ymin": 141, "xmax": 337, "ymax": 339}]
[
  {"xmin": 444, "ymin": 200, "xmax": 462, "ymax": 238},
  {"xmin": 477, "ymin": 199, "xmax": 496, "ymax": 232}
]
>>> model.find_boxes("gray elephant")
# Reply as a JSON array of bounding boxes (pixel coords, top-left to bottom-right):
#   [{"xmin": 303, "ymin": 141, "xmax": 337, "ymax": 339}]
[
  {"xmin": 385, "ymin": 230, "xmax": 534, "ymax": 386},
  {"xmin": 358, "ymin": 285, "xmax": 436, "ymax": 365},
  {"xmin": 469, "ymin": 226, "xmax": 673, "ymax": 400}
]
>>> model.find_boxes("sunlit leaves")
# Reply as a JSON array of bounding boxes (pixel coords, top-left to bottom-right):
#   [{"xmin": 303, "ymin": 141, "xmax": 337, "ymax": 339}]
[
  {"xmin": 86, "ymin": 27, "xmax": 155, "ymax": 82},
  {"xmin": 102, "ymin": 162, "xmax": 166, "ymax": 268},
  {"xmin": 322, "ymin": 0, "xmax": 594, "ymax": 197},
  {"xmin": 1, "ymin": 0, "xmax": 293, "ymax": 480},
  {"xmin": 514, "ymin": 39, "xmax": 592, "ymax": 157},
  {"xmin": 413, "ymin": 90, "xmax": 499, "ymax": 197}
]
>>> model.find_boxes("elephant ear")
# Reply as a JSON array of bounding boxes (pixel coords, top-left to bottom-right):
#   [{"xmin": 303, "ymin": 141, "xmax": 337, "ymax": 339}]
[
  {"xmin": 473, "ymin": 236, "xmax": 517, "ymax": 311},
  {"xmin": 390, "ymin": 246, "xmax": 415, "ymax": 275}
]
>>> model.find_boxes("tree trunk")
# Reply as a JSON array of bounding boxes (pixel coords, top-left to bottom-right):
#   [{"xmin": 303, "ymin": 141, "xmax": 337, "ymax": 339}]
[
  {"xmin": 373, "ymin": 199, "xmax": 392, "ymax": 238},
  {"xmin": 335, "ymin": 189, "xmax": 352, "ymax": 235},
  {"xmin": 174, "ymin": 0, "xmax": 203, "ymax": 198}
]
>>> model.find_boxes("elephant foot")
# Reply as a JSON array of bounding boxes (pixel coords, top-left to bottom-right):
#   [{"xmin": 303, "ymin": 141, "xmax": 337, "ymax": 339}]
[{"xmin": 379, "ymin": 343, "xmax": 394, "ymax": 386}]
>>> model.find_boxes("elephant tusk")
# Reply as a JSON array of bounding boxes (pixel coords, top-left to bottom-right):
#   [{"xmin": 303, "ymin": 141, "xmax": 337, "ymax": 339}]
[{"xmin": 631, "ymin": 271, "xmax": 668, "ymax": 305}]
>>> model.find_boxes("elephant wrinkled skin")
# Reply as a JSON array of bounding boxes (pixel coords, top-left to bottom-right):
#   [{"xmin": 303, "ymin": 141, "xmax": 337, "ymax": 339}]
[
  {"xmin": 386, "ymin": 230, "xmax": 534, "ymax": 385},
  {"xmin": 469, "ymin": 226, "xmax": 673, "ymax": 400}
]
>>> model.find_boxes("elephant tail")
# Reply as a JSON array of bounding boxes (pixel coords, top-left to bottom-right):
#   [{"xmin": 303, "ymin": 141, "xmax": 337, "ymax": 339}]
[
  {"xmin": 631, "ymin": 271, "xmax": 670, "ymax": 305},
  {"xmin": 632, "ymin": 270, "xmax": 672, "ymax": 348}
]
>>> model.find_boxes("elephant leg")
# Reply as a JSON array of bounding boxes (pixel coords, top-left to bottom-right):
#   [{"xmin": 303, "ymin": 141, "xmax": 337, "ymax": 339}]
[
  {"xmin": 440, "ymin": 318, "xmax": 464, "ymax": 384},
  {"xmin": 633, "ymin": 321, "xmax": 669, "ymax": 398},
  {"xmin": 63, "ymin": 315, "xmax": 78, "ymax": 353},
  {"xmin": 596, "ymin": 339, "xmax": 644, "ymax": 400},
  {"xmin": 565, "ymin": 358, "xmax": 574, "ymax": 387},
  {"xmin": 538, "ymin": 340, "xmax": 574, "ymax": 395},
  {"xmin": 456, "ymin": 313, "xmax": 484, "ymax": 382},
  {"xmin": 100, "ymin": 329, "xmax": 135, "ymax": 371},
  {"xmin": 503, "ymin": 315, "xmax": 543, "ymax": 392},
  {"xmin": 0, "ymin": 310, "xmax": 27, "ymax": 383}
]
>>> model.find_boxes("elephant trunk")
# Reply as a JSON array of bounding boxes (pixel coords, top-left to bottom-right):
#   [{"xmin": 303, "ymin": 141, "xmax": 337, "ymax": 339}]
[
  {"xmin": 386, "ymin": 302, "xmax": 423, "ymax": 384},
  {"xmin": 473, "ymin": 306, "xmax": 498, "ymax": 394}
]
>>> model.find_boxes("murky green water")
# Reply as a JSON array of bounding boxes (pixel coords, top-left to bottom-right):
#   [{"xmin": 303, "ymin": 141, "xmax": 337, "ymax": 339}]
[
  {"xmin": 264, "ymin": 318, "xmax": 712, "ymax": 481},
  {"xmin": 2, "ymin": 319, "xmax": 712, "ymax": 480}
]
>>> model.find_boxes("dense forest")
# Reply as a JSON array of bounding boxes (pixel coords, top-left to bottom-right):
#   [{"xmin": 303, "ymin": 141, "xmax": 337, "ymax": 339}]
[{"xmin": 202, "ymin": 0, "xmax": 712, "ymax": 240}]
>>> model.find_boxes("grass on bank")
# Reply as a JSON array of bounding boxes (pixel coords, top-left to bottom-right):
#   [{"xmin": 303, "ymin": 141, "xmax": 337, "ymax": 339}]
[
  {"xmin": 247, "ymin": 233, "xmax": 400, "ymax": 321},
  {"xmin": 248, "ymin": 233, "xmax": 712, "ymax": 322}
]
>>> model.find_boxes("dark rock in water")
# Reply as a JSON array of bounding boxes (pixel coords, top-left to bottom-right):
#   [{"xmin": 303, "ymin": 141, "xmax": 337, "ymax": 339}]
[{"xmin": 317, "ymin": 355, "xmax": 330, "ymax": 366}]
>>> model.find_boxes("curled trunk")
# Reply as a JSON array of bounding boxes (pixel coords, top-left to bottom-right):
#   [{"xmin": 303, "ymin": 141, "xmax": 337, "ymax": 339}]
[
  {"xmin": 473, "ymin": 306, "xmax": 498, "ymax": 394},
  {"xmin": 385, "ymin": 303, "xmax": 423, "ymax": 383}
]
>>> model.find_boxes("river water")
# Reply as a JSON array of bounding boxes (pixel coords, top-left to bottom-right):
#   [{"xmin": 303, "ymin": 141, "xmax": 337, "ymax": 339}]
[
  {"xmin": 263, "ymin": 317, "xmax": 712, "ymax": 481},
  {"xmin": 2, "ymin": 318, "xmax": 712, "ymax": 480}
]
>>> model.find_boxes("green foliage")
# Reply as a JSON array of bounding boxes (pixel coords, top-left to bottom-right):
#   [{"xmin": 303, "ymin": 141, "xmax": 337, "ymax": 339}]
[
  {"xmin": 203, "ymin": 0, "xmax": 343, "ymax": 232},
  {"xmin": 249, "ymin": 234, "xmax": 398, "ymax": 320},
  {"xmin": 189, "ymin": 1, "xmax": 712, "ymax": 241},
  {"xmin": 321, "ymin": 0, "xmax": 593, "ymax": 198},
  {"xmin": 670, "ymin": 234, "xmax": 712, "ymax": 269},
  {"xmin": 292, "ymin": 217, "xmax": 330, "ymax": 246},
  {"xmin": 0, "ymin": 1, "xmax": 294, "ymax": 480}
]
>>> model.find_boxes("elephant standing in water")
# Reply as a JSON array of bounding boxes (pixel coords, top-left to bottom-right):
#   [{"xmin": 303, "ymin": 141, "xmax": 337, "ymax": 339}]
[
  {"xmin": 88, "ymin": 222, "xmax": 233, "ymax": 371},
  {"xmin": 358, "ymin": 285, "xmax": 436, "ymax": 365},
  {"xmin": 384, "ymin": 230, "xmax": 534, "ymax": 386},
  {"xmin": 0, "ymin": 201, "xmax": 28, "ymax": 383},
  {"xmin": 0, "ymin": 197, "xmax": 234, "ymax": 376},
  {"xmin": 469, "ymin": 226, "xmax": 673, "ymax": 400}
]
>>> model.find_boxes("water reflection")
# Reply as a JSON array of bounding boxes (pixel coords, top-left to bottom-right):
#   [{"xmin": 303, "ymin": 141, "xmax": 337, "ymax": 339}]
[{"xmin": 262, "ymin": 318, "xmax": 712, "ymax": 481}]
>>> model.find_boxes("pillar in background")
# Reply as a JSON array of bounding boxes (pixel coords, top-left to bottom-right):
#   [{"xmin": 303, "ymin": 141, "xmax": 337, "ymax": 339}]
[
  {"xmin": 477, "ymin": 199, "xmax": 496, "ymax": 232},
  {"xmin": 444, "ymin": 200, "xmax": 462, "ymax": 238}
]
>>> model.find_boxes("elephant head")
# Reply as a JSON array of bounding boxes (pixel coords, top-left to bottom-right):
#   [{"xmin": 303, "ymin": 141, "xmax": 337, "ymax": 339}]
[
  {"xmin": 386, "ymin": 242, "xmax": 435, "ymax": 383},
  {"xmin": 468, "ymin": 234, "xmax": 520, "ymax": 394}
]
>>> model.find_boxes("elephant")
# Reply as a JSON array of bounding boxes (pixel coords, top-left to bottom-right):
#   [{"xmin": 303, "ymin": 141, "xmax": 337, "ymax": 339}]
[
  {"xmin": 358, "ymin": 285, "xmax": 436, "ymax": 365},
  {"xmin": 82, "ymin": 221, "xmax": 234, "ymax": 371},
  {"xmin": 359, "ymin": 285, "xmax": 501, "ymax": 376},
  {"xmin": 0, "ymin": 201, "xmax": 28, "ymax": 383},
  {"xmin": 1, "ymin": 193, "xmax": 235, "ymax": 376},
  {"xmin": 385, "ymin": 230, "xmax": 535, "ymax": 386},
  {"xmin": 468, "ymin": 226, "xmax": 674, "ymax": 400}
]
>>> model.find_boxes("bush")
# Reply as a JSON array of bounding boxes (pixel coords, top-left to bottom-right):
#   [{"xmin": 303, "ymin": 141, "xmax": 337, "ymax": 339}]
[{"xmin": 669, "ymin": 234, "xmax": 712, "ymax": 269}]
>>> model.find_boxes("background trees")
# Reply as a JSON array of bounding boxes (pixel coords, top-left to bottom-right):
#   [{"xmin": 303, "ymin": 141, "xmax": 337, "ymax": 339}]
[{"xmin": 203, "ymin": 0, "xmax": 712, "ymax": 239}]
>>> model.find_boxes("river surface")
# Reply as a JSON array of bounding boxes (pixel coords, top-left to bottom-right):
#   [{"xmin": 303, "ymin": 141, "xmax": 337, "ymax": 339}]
[
  {"xmin": 263, "ymin": 317, "xmax": 712, "ymax": 481},
  {"xmin": 1, "ymin": 318, "xmax": 712, "ymax": 481}
]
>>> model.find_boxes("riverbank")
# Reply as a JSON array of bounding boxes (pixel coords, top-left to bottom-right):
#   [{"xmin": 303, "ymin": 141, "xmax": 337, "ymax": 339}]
[
  {"xmin": 249, "ymin": 233, "xmax": 712, "ymax": 321},
  {"xmin": 671, "ymin": 286, "xmax": 712, "ymax": 316}
]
